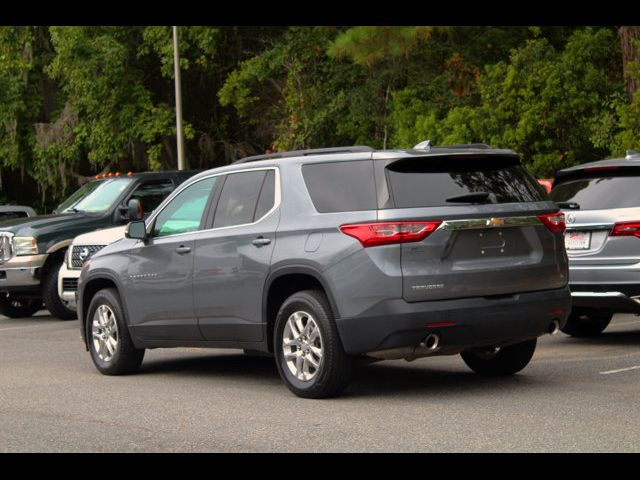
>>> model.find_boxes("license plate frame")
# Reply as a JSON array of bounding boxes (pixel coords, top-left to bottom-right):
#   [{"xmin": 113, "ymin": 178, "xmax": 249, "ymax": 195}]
[{"xmin": 565, "ymin": 231, "xmax": 591, "ymax": 250}]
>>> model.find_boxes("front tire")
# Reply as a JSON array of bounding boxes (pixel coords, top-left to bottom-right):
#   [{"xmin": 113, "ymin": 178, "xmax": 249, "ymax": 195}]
[
  {"xmin": 0, "ymin": 293, "xmax": 42, "ymax": 318},
  {"xmin": 274, "ymin": 290, "xmax": 355, "ymax": 399},
  {"xmin": 42, "ymin": 260, "xmax": 76, "ymax": 320},
  {"xmin": 461, "ymin": 339, "xmax": 537, "ymax": 376},
  {"xmin": 87, "ymin": 288, "xmax": 144, "ymax": 375},
  {"xmin": 561, "ymin": 310, "xmax": 612, "ymax": 337}
]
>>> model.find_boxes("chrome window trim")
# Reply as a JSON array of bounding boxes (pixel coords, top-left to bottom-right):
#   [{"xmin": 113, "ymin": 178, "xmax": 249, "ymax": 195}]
[
  {"xmin": 145, "ymin": 166, "xmax": 281, "ymax": 240},
  {"xmin": 438, "ymin": 215, "xmax": 542, "ymax": 231}
]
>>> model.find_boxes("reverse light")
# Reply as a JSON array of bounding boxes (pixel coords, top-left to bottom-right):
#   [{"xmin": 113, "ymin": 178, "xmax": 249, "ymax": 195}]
[
  {"xmin": 340, "ymin": 221, "xmax": 442, "ymax": 247},
  {"xmin": 610, "ymin": 222, "xmax": 640, "ymax": 238},
  {"xmin": 537, "ymin": 213, "xmax": 566, "ymax": 233},
  {"xmin": 13, "ymin": 236, "xmax": 38, "ymax": 256}
]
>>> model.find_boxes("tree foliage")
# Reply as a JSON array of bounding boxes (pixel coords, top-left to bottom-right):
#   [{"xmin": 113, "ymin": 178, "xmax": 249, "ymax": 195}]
[{"xmin": 0, "ymin": 26, "xmax": 638, "ymax": 210}]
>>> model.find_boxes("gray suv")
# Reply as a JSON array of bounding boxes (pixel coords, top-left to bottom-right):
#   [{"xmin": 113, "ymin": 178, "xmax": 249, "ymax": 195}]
[
  {"xmin": 551, "ymin": 150, "xmax": 640, "ymax": 336},
  {"xmin": 78, "ymin": 143, "xmax": 570, "ymax": 398}
]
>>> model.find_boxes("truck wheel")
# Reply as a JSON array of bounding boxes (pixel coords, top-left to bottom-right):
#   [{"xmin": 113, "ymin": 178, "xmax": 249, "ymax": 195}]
[
  {"xmin": 0, "ymin": 293, "xmax": 42, "ymax": 318},
  {"xmin": 87, "ymin": 288, "xmax": 144, "ymax": 375},
  {"xmin": 561, "ymin": 310, "xmax": 612, "ymax": 337},
  {"xmin": 274, "ymin": 290, "xmax": 355, "ymax": 399},
  {"xmin": 42, "ymin": 260, "xmax": 77, "ymax": 320},
  {"xmin": 461, "ymin": 339, "xmax": 537, "ymax": 376}
]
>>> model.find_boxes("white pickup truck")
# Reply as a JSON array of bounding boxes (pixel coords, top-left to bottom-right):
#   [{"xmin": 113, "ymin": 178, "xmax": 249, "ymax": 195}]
[{"xmin": 58, "ymin": 226, "xmax": 125, "ymax": 310}]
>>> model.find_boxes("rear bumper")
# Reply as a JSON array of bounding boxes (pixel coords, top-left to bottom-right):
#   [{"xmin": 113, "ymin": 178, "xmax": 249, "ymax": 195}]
[
  {"xmin": 570, "ymin": 284, "xmax": 640, "ymax": 313},
  {"xmin": 335, "ymin": 286, "xmax": 571, "ymax": 355}
]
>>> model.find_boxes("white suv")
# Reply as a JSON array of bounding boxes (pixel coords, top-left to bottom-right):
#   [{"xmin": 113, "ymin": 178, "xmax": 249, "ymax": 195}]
[{"xmin": 58, "ymin": 226, "xmax": 125, "ymax": 310}]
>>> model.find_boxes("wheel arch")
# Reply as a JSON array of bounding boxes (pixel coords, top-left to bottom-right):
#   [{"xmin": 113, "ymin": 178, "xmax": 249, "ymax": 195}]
[
  {"xmin": 262, "ymin": 266, "xmax": 339, "ymax": 353},
  {"xmin": 80, "ymin": 274, "xmax": 128, "ymax": 349}
]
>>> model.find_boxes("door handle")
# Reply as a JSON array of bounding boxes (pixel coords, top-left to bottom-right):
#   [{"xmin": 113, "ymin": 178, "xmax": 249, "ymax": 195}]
[
  {"xmin": 175, "ymin": 245, "xmax": 192, "ymax": 254},
  {"xmin": 252, "ymin": 237, "xmax": 271, "ymax": 247}
]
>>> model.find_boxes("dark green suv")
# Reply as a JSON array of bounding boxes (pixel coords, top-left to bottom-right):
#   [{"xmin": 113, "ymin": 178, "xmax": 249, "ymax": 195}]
[{"xmin": 0, "ymin": 171, "xmax": 197, "ymax": 320}]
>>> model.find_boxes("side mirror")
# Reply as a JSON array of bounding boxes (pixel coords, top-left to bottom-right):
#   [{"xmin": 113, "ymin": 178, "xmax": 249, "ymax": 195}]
[
  {"xmin": 125, "ymin": 220, "xmax": 148, "ymax": 241},
  {"xmin": 128, "ymin": 198, "xmax": 144, "ymax": 220}
]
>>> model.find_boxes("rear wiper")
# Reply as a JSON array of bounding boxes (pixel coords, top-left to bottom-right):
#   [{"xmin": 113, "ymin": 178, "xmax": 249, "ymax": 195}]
[
  {"xmin": 446, "ymin": 192, "xmax": 493, "ymax": 204},
  {"xmin": 555, "ymin": 201, "xmax": 580, "ymax": 210}
]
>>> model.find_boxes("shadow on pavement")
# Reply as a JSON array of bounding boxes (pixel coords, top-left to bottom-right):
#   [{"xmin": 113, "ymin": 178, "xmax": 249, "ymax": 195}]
[
  {"xmin": 137, "ymin": 351, "xmax": 550, "ymax": 399},
  {"xmin": 561, "ymin": 329, "xmax": 640, "ymax": 347}
]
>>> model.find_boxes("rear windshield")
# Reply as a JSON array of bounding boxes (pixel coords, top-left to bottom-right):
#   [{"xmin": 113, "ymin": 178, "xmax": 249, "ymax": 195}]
[
  {"xmin": 385, "ymin": 155, "xmax": 546, "ymax": 208},
  {"xmin": 551, "ymin": 176, "xmax": 640, "ymax": 210}
]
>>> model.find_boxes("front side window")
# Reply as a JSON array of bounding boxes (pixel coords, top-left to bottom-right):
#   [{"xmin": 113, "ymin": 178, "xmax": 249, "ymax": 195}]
[
  {"xmin": 153, "ymin": 177, "xmax": 217, "ymax": 237},
  {"xmin": 58, "ymin": 178, "xmax": 134, "ymax": 213}
]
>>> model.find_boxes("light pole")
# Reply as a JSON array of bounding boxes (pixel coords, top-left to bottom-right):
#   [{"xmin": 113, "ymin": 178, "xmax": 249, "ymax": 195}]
[{"xmin": 173, "ymin": 26, "xmax": 186, "ymax": 171}]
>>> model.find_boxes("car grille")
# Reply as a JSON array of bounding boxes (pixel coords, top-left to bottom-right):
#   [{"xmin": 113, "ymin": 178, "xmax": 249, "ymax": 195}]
[
  {"xmin": 71, "ymin": 245, "xmax": 106, "ymax": 269},
  {"xmin": 62, "ymin": 278, "xmax": 78, "ymax": 292},
  {"xmin": 0, "ymin": 234, "xmax": 12, "ymax": 263}
]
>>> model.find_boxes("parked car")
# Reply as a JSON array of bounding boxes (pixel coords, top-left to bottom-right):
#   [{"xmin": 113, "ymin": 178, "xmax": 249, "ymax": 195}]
[
  {"xmin": 551, "ymin": 150, "xmax": 640, "ymax": 336},
  {"xmin": 0, "ymin": 205, "xmax": 36, "ymax": 222},
  {"xmin": 78, "ymin": 142, "xmax": 570, "ymax": 398},
  {"xmin": 0, "ymin": 170, "xmax": 198, "ymax": 320},
  {"xmin": 58, "ymin": 226, "xmax": 126, "ymax": 311}
]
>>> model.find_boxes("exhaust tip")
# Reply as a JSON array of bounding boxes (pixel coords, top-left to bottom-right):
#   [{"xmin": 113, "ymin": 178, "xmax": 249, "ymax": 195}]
[
  {"xmin": 421, "ymin": 333, "xmax": 440, "ymax": 351},
  {"xmin": 548, "ymin": 320, "xmax": 560, "ymax": 335}
]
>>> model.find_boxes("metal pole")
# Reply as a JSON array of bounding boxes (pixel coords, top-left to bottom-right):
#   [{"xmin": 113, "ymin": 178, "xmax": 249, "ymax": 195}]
[{"xmin": 173, "ymin": 26, "xmax": 186, "ymax": 170}]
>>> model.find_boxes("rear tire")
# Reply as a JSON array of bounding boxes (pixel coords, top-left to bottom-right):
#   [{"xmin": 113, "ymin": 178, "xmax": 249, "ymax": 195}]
[
  {"xmin": 42, "ymin": 260, "xmax": 77, "ymax": 320},
  {"xmin": 274, "ymin": 289, "xmax": 355, "ymax": 399},
  {"xmin": 0, "ymin": 293, "xmax": 42, "ymax": 318},
  {"xmin": 561, "ymin": 310, "xmax": 612, "ymax": 337},
  {"xmin": 461, "ymin": 339, "xmax": 537, "ymax": 376},
  {"xmin": 87, "ymin": 288, "xmax": 144, "ymax": 375}
]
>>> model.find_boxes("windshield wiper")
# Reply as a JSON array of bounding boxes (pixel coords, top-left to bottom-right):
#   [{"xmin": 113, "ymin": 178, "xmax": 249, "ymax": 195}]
[
  {"xmin": 446, "ymin": 192, "xmax": 493, "ymax": 204},
  {"xmin": 555, "ymin": 201, "xmax": 580, "ymax": 210}
]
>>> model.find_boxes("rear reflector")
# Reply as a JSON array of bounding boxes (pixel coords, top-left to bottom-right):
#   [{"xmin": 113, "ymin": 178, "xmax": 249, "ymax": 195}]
[
  {"xmin": 340, "ymin": 221, "xmax": 442, "ymax": 247},
  {"xmin": 537, "ymin": 212, "xmax": 566, "ymax": 233},
  {"xmin": 610, "ymin": 222, "xmax": 640, "ymax": 238},
  {"xmin": 425, "ymin": 321, "xmax": 456, "ymax": 328}
]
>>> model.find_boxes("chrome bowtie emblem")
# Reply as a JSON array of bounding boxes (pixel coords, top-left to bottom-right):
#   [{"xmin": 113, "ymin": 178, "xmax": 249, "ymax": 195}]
[{"xmin": 79, "ymin": 247, "xmax": 90, "ymax": 261}]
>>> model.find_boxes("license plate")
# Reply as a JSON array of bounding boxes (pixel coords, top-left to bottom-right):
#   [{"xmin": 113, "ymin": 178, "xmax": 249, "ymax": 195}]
[{"xmin": 565, "ymin": 231, "xmax": 591, "ymax": 250}]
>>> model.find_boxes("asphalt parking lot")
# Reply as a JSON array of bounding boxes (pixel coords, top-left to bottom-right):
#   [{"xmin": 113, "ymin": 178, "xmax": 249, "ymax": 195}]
[{"xmin": 1, "ymin": 311, "xmax": 640, "ymax": 452}]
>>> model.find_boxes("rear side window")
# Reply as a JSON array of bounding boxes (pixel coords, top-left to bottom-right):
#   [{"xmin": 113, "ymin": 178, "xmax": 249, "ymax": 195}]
[
  {"xmin": 213, "ymin": 170, "xmax": 267, "ymax": 228},
  {"xmin": 302, "ymin": 161, "xmax": 376, "ymax": 213},
  {"xmin": 254, "ymin": 170, "xmax": 276, "ymax": 220},
  {"xmin": 551, "ymin": 175, "xmax": 640, "ymax": 210},
  {"xmin": 385, "ymin": 155, "xmax": 546, "ymax": 208}
]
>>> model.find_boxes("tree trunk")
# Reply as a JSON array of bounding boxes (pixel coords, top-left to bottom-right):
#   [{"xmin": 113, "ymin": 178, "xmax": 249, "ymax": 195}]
[{"xmin": 618, "ymin": 26, "xmax": 640, "ymax": 102}]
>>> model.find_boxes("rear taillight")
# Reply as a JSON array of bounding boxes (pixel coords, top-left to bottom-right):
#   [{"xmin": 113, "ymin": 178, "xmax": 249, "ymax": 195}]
[
  {"xmin": 537, "ymin": 212, "xmax": 566, "ymax": 233},
  {"xmin": 610, "ymin": 222, "xmax": 640, "ymax": 238},
  {"xmin": 340, "ymin": 221, "xmax": 442, "ymax": 247}
]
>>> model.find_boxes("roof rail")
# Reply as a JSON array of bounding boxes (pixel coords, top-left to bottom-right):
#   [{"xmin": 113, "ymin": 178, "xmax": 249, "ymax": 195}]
[
  {"xmin": 233, "ymin": 145, "xmax": 375, "ymax": 164},
  {"xmin": 412, "ymin": 140, "xmax": 492, "ymax": 151}
]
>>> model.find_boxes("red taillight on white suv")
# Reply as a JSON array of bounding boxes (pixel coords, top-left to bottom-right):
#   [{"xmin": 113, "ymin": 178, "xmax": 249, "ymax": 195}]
[
  {"xmin": 610, "ymin": 222, "xmax": 640, "ymax": 238},
  {"xmin": 537, "ymin": 212, "xmax": 566, "ymax": 233},
  {"xmin": 339, "ymin": 221, "xmax": 442, "ymax": 247}
]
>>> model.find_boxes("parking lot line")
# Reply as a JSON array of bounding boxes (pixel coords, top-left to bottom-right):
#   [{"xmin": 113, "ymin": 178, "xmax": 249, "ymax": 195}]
[{"xmin": 600, "ymin": 365, "xmax": 640, "ymax": 375}]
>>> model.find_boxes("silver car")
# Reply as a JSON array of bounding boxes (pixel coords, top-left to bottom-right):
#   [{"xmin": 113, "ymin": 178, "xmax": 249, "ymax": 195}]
[{"xmin": 551, "ymin": 150, "xmax": 640, "ymax": 336}]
